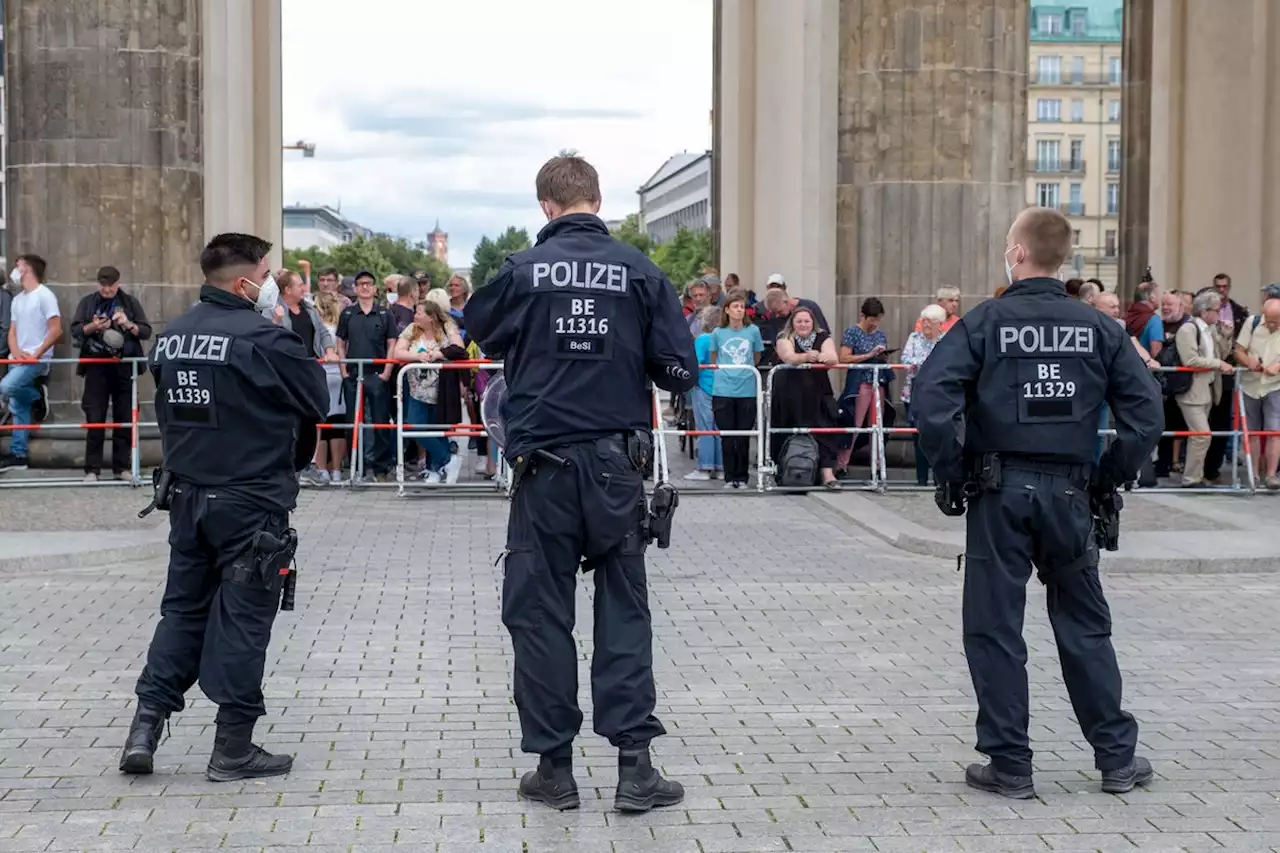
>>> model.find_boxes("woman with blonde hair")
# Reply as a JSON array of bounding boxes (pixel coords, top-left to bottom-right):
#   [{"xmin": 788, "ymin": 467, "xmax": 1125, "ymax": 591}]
[
  {"xmin": 394, "ymin": 300, "xmax": 467, "ymax": 483},
  {"xmin": 313, "ymin": 292, "xmax": 347, "ymax": 482}
]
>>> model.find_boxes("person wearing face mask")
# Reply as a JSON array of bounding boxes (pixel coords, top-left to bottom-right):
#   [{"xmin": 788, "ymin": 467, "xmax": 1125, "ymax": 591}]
[
  {"xmin": 120, "ymin": 233, "xmax": 328, "ymax": 783},
  {"xmin": 464, "ymin": 153, "xmax": 697, "ymax": 815},
  {"xmin": 912, "ymin": 207, "xmax": 1162, "ymax": 801}
]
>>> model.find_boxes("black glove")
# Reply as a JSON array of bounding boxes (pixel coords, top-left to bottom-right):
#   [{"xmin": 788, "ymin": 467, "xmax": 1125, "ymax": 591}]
[{"xmin": 934, "ymin": 480, "xmax": 967, "ymax": 517}]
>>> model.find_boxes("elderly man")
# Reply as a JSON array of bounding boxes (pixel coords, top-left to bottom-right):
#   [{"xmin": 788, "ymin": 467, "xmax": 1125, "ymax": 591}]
[
  {"xmin": 1173, "ymin": 291, "xmax": 1235, "ymax": 487},
  {"xmin": 1124, "ymin": 281, "xmax": 1164, "ymax": 359},
  {"xmin": 686, "ymin": 279, "xmax": 713, "ymax": 338},
  {"xmin": 1235, "ymin": 298, "xmax": 1280, "ymax": 488}
]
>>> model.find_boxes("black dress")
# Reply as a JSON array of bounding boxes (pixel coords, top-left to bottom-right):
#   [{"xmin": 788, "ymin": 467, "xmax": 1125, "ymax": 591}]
[{"xmin": 769, "ymin": 331, "xmax": 840, "ymax": 469}]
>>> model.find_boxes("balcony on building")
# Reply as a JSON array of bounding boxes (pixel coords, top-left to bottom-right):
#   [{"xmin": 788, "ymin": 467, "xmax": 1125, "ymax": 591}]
[
  {"xmin": 1030, "ymin": 70, "xmax": 1122, "ymax": 87},
  {"xmin": 1029, "ymin": 159, "xmax": 1087, "ymax": 175},
  {"xmin": 1059, "ymin": 202, "xmax": 1087, "ymax": 217}
]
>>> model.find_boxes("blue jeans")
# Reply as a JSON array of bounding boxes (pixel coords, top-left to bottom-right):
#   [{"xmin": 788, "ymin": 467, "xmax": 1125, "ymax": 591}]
[
  {"xmin": 404, "ymin": 396, "xmax": 451, "ymax": 472},
  {"xmin": 692, "ymin": 387, "xmax": 723, "ymax": 471},
  {"xmin": 0, "ymin": 363, "xmax": 47, "ymax": 459}
]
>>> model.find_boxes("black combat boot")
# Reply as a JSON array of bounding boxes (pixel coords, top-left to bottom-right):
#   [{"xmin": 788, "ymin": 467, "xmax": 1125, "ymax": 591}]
[
  {"xmin": 118, "ymin": 704, "xmax": 167, "ymax": 774},
  {"xmin": 518, "ymin": 755, "xmax": 579, "ymax": 811},
  {"xmin": 614, "ymin": 747, "xmax": 684, "ymax": 813},
  {"xmin": 206, "ymin": 720, "xmax": 293, "ymax": 782},
  {"xmin": 964, "ymin": 763, "xmax": 1036, "ymax": 799},
  {"xmin": 1101, "ymin": 756, "xmax": 1154, "ymax": 794}
]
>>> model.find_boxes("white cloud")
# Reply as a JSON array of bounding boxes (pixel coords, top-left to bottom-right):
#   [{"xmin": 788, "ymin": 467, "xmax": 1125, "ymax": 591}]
[{"xmin": 282, "ymin": 0, "xmax": 713, "ymax": 267}]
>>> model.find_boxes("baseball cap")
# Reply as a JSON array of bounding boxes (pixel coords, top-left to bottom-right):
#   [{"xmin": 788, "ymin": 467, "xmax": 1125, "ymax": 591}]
[
  {"xmin": 766, "ymin": 273, "xmax": 786, "ymax": 286},
  {"xmin": 1262, "ymin": 282, "xmax": 1280, "ymax": 300},
  {"xmin": 352, "ymin": 270, "xmax": 376, "ymax": 284},
  {"xmin": 96, "ymin": 265, "xmax": 121, "ymax": 285}
]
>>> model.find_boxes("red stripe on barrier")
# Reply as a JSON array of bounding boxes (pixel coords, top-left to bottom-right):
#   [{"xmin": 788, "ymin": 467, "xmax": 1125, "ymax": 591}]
[{"xmin": 0, "ymin": 422, "xmax": 130, "ymax": 431}]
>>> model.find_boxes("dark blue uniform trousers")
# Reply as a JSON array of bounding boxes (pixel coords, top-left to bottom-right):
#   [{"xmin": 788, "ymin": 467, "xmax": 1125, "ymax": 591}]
[
  {"xmin": 962, "ymin": 462, "xmax": 1137, "ymax": 778},
  {"xmin": 503, "ymin": 436, "xmax": 667, "ymax": 758},
  {"xmin": 134, "ymin": 484, "xmax": 286, "ymax": 725}
]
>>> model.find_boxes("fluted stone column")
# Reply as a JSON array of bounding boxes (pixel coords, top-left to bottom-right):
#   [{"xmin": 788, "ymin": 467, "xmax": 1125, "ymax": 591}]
[
  {"xmin": 1118, "ymin": 0, "xmax": 1153, "ymax": 304},
  {"xmin": 5, "ymin": 0, "xmax": 203, "ymax": 443},
  {"xmin": 836, "ymin": 0, "xmax": 1028, "ymax": 347},
  {"xmin": 1142, "ymin": 0, "xmax": 1280, "ymax": 309}
]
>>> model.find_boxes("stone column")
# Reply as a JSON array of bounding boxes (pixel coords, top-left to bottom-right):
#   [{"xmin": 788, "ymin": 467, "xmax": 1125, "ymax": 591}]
[
  {"xmin": 1118, "ymin": 0, "xmax": 1153, "ymax": 304},
  {"xmin": 5, "ymin": 0, "xmax": 203, "ymax": 438},
  {"xmin": 1145, "ymin": 0, "xmax": 1280, "ymax": 311},
  {"xmin": 714, "ymin": 0, "xmax": 839, "ymax": 312},
  {"xmin": 203, "ymin": 0, "xmax": 283, "ymax": 268},
  {"xmin": 836, "ymin": 0, "xmax": 1028, "ymax": 348}
]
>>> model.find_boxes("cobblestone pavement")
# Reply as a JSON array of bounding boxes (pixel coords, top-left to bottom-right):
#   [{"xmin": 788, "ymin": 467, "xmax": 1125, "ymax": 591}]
[{"xmin": 3, "ymin": 489, "xmax": 1280, "ymax": 852}]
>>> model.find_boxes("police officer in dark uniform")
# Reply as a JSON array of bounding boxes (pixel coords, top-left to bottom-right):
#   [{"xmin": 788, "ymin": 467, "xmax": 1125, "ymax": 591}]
[
  {"xmin": 912, "ymin": 207, "xmax": 1162, "ymax": 799},
  {"xmin": 464, "ymin": 153, "xmax": 698, "ymax": 813},
  {"xmin": 120, "ymin": 233, "xmax": 329, "ymax": 781}
]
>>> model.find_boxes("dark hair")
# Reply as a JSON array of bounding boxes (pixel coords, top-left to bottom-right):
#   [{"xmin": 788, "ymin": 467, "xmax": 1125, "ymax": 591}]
[
  {"xmin": 860, "ymin": 297, "xmax": 884, "ymax": 318},
  {"xmin": 17, "ymin": 254, "xmax": 47, "ymax": 282},
  {"xmin": 1086, "ymin": 277, "xmax": 1105, "ymax": 291},
  {"xmin": 536, "ymin": 151, "xmax": 601, "ymax": 209},
  {"xmin": 317, "ymin": 266, "xmax": 340, "ymax": 279},
  {"xmin": 353, "ymin": 271, "xmax": 376, "ymax": 285},
  {"xmin": 719, "ymin": 292, "xmax": 752, "ymax": 327},
  {"xmin": 200, "ymin": 233, "xmax": 271, "ymax": 280},
  {"xmin": 1214, "ymin": 272, "xmax": 1231, "ymax": 285},
  {"xmin": 96, "ymin": 265, "xmax": 121, "ymax": 285},
  {"xmin": 1065, "ymin": 278, "xmax": 1084, "ymax": 297}
]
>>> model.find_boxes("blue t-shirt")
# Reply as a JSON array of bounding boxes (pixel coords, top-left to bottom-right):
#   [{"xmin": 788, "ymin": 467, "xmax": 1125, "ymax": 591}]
[
  {"xmin": 711, "ymin": 324, "xmax": 763, "ymax": 398},
  {"xmin": 1138, "ymin": 314, "xmax": 1163, "ymax": 351},
  {"xmin": 694, "ymin": 333, "xmax": 716, "ymax": 395}
]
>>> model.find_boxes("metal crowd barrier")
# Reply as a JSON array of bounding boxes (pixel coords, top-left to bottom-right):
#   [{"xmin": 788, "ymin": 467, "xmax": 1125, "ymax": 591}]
[
  {"xmin": 0, "ymin": 356, "xmax": 148, "ymax": 489},
  {"xmin": 3, "ymin": 356, "xmax": 1277, "ymax": 498}
]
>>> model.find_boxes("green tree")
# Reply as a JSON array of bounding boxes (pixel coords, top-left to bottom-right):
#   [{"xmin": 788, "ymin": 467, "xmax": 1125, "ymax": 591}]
[
  {"xmin": 650, "ymin": 227, "xmax": 713, "ymax": 288},
  {"xmin": 611, "ymin": 213, "xmax": 652, "ymax": 254},
  {"xmin": 282, "ymin": 234, "xmax": 454, "ymax": 286},
  {"xmin": 471, "ymin": 226, "xmax": 533, "ymax": 286}
]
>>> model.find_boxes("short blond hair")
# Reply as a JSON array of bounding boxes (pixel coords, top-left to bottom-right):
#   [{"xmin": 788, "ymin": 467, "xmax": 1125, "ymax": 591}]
[{"xmin": 1011, "ymin": 207, "xmax": 1072, "ymax": 271}]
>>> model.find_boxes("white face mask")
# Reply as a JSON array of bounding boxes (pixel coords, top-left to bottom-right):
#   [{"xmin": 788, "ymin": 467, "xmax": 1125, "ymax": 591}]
[
  {"xmin": 386, "ymin": 292, "xmax": 399, "ymax": 305},
  {"xmin": 9, "ymin": 267, "xmax": 21, "ymax": 286},
  {"xmin": 244, "ymin": 273, "xmax": 279, "ymax": 312},
  {"xmin": 1003, "ymin": 245, "xmax": 1022, "ymax": 286}
]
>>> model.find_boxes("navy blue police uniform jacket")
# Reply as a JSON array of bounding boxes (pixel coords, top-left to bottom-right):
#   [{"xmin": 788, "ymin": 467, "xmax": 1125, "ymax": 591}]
[
  {"xmin": 150, "ymin": 284, "xmax": 330, "ymax": 512},
  {"xmin": 463, "ymin": 213, "xmax": 699, "ymax": 461},
  {"xmin": 911, "ymin": 277, "xmax": 1163, "ymax": 485}
]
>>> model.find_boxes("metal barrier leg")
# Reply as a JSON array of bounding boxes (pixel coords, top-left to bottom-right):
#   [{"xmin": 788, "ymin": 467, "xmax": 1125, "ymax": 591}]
[
  {"xmin": 755, "ymin": 378, "xmax": 766, "ymax": 493},
  {"xmin": 1238, "ymin": 383, "xmax": 1257, "ymax": 493},
  {"xmin": 130, "ymin": 359, "xmax": 141, "ymax": 486},
  {"xmin": 871, "ymin": 375, "xmax": 884, "ymax": 493},
  {"xmin": 396, "ymin": 371, "xmax": 406, "ymax": 497}
]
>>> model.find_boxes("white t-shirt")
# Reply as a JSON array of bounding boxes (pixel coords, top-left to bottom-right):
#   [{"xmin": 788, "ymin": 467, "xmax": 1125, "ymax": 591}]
[{"xmin": 11, "ymin": 284, "xmax": 60, "ymax": 361}]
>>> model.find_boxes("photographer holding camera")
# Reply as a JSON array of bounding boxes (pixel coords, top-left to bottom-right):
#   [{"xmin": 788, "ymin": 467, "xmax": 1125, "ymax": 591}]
[{"xmin": 70, "ymin": 266, "xmax": 151, "ymax": 481}]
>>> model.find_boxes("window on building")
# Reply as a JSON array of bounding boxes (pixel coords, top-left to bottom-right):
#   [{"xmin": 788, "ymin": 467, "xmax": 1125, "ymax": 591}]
[
  {"xmin": 1069, "ymin": 139, "xmax": 1084, "ymax": 169},
  {"xmin": 1070, "ymin": 10, "xmax": 1087, "ymax": 35},
  {"xmin": 1105, "ymin": 230, "xmax": 1118, "ymax": 257},
  {"xmin": 1037, "ymin": 99, "xmax": 1062, "ymax": 121},
  {"xmin": 1107, "ymin": 139, "xmax": 1121, "ymax": 172},
  {"xmin": 1071, "ymin": 56, "xmax": 1085, "ymax": 84},
  {"xmin": 1109, "ymin": 57, "xmax": 1122, "ymax": 85},
  {"xmin": 1038, "ymin": 12, "xmax": 1063, "ymax": 35},
  {"xmin": 1037, "ymin": 183, "xmax": 1060, "ymax": 209},
  {"xmin": 1073, "ymin": 229, "xmax": 1082, "ymax": 247},
  {"xmin": 1037, "ymin": 56, "xmax": 1061, "ymax": 84},
  {"xmin": 1108, "ymin": 99, "xmax": 1121, "ymax": 122},
  {"xmin": 1071, "ymin": 99, "xmax": 1084, "ymax": 122},
  {"xmin": 1035, "ymin": 139, "xmax": 1060, "ymax": 171},
  {"xmin": 1107, "ymin": 183, "xmax": 1119, "ymax": 215},
  {"xmin": 1069, "ymin": 183, "xmax": 1083, "ymax": 212}
]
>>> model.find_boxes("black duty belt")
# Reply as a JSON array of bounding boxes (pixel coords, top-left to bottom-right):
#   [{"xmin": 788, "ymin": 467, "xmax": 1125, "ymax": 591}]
[{"xmin": 1000, "ymin": 456, "xmax": 1093, "ymax": 484}]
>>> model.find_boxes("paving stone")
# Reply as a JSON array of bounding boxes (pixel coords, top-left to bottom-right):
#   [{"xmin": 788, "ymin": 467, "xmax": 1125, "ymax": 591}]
[{"xmin": 5, "ymin": 489, "xmax": 1280, "ymax": 852}]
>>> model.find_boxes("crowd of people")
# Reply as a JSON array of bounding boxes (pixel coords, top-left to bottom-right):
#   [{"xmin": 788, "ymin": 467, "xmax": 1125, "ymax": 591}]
[
  {"xmin": 0, "ymin": 259, "xmax": 499, "ymax": 485},
  {"xmin": 676, "ymin": 269, "xmax": 1280, "ymax": 490},
  {"xmin": 2, "ymin": 255, "xmax": 1278, "ymax": 491}
]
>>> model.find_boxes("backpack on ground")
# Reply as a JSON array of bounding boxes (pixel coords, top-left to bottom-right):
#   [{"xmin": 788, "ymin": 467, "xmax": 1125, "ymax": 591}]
[
  {"xmin": 1156, "ymin": 321, "xmax": 1199, "ymax": 397},
  {"xmin": 777, "ymin": 434, "xmax": 819, "ymax": 488}
]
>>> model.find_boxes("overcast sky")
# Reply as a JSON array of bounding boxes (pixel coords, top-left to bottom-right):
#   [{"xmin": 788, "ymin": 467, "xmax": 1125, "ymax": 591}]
[{"xmin": 282, "ymin": 0, "xmax": 713, "ymax": 268}]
